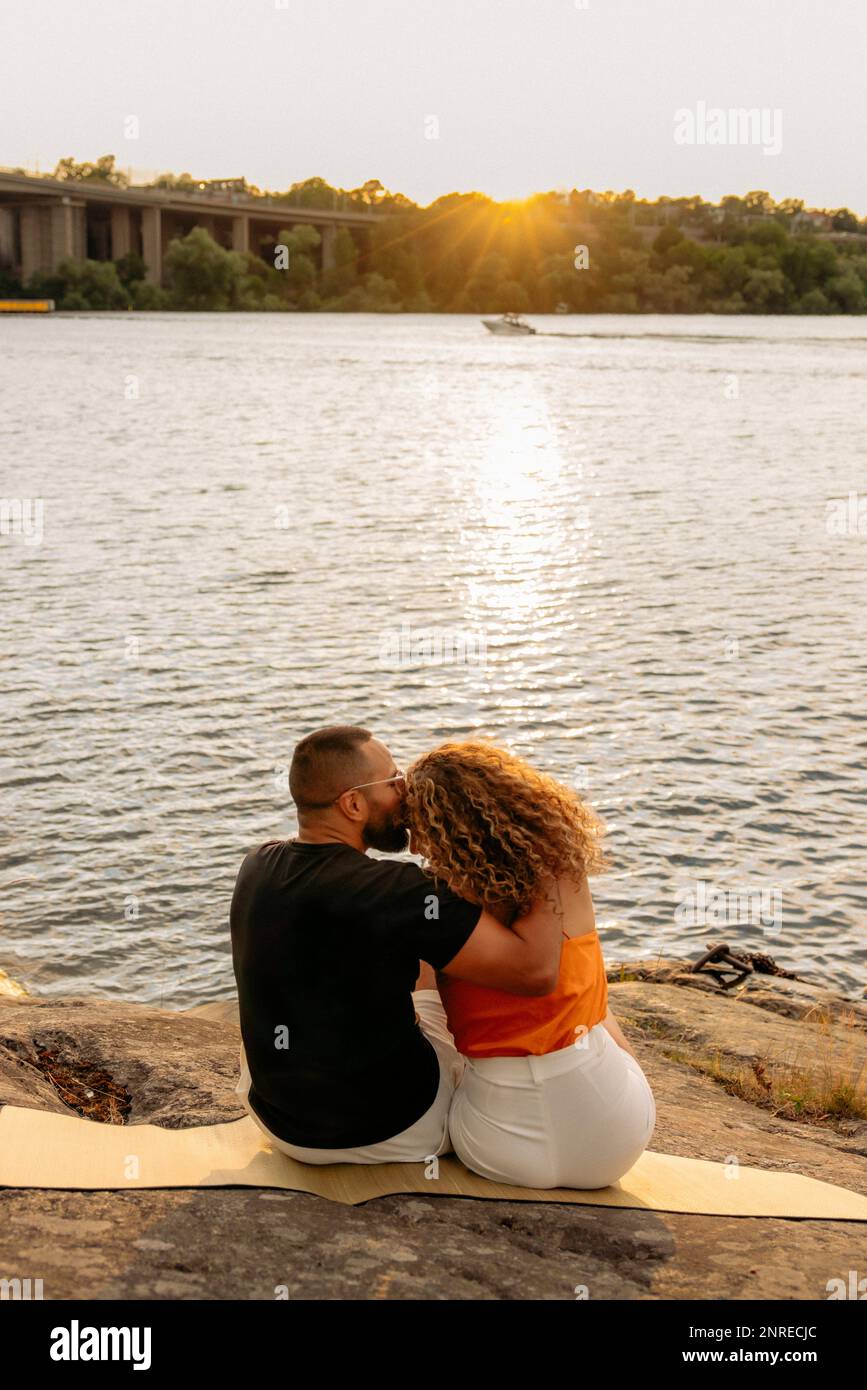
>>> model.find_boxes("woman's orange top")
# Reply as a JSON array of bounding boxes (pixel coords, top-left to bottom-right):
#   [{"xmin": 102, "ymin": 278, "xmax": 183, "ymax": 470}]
[{"xmin": 437, "ymin": 929, "xmax": 609, "ymax": 1058}]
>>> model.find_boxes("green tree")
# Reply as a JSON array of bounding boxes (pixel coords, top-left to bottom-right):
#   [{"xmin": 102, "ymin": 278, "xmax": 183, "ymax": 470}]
[
  {"xmin": 830, "ymin": 208, "xmax": 859, "ymax": 233},
  {"xmin": 826, "ymin": 271, "xmax": 865, "ymax": 312},
  {"xmin": 798, "ymin": 288, "xmax": 831, "ymax": 313},
  {"xmin": 275, "ymin": 225, "xmax": 321, "ymax": 303},
  {"xmin": 149, "ymin": 171, "xmax": 198, "ymax": 191},
  {"xmin": 331, "ymin": 272, "xmax": 401, "ymax": 311},
  {"xmin": 351, "ymin": 178, "xmax": 387, "ymax": 207},
  {"xmin": 741, "ymin": 219, "xmax": 787, "ymax": 249},
  {"xmin": 0, "ymin": 265, "xmax": 24, "ymax": 296},
  {"xmin": 742, "ymin": 268, "xmax": 787, "ymax": 312},
  {"xmin": 131, "ymin": 281, "xmax": 169, "ymax": 310},
  {"xmin": 28, "ymin": 257, "xmax": 130, "ymax": 309},
  {"xmin": 279, "ymin": 176, "xmax": 339, "ymax": 209},
  {"xmin": 53, "ymin": 155, "xmax": 129, "ymax": 187},
  {"xmin": 536, "ymin": 252, "xmax": 588, "ymax": 311},
  {"xmin": 652, "ymin": 225, "xmax": 684, "ymax": 255},
  {"xmin": 781, "ymin": 239, "xmax": 837, "ymax": 295},
  {"xmin": 164, "ymin": 227, "xmax": 244, "ymax": 309},
  {"xmin": 367, "ymin": 218, "xmax": 426, "ymax": 303},
  {"xmin": 233, "ymin": 250, "xmax": 286, "ymax": 310},
  {"xmin": 743, "ymin": 190, "xmax": 776, "ymax": 215},
  {"xmin": 459, "ymin": 254, "xmax": 512, "ymax": 311},
  {"xmin": 321, "ymin": 227, "xmax": 358, "ymax": 298},
  {"xmin": 114, "ymin": 251, "xmax": 147, "ymax": 288}
]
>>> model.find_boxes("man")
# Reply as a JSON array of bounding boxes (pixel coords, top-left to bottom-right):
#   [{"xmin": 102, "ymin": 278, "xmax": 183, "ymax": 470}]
[{"xmin": 230, "ymin": 725, "xmax": 562, "ymax": 1165}]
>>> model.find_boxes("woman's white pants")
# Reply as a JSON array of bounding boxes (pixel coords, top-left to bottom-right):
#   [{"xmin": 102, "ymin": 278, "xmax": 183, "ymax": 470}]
[{"xmin": 448, "ymin": 1020, "xmax": 657, "ymax": 1190}]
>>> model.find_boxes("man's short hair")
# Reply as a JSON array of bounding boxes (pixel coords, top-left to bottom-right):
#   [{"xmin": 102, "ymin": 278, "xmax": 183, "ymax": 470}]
[{"xmin": 289, "ymin": 725, "xmax": 373, "ymax": 811}]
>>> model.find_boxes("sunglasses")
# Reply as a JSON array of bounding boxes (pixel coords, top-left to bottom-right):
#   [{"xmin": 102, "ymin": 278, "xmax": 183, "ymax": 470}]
[
  {"xmin": 342, "ymin": 768, "xmax": 407, "ymax": 796},
  {"xmin": 293, "ymin": 768, "xmax": 407, "ymax": 809}
]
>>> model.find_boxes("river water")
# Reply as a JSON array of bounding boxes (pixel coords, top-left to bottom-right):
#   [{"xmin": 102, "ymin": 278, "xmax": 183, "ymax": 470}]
[{"xmin": 1, "ymin": 312, "xmax": 865, "ymax": 1004}]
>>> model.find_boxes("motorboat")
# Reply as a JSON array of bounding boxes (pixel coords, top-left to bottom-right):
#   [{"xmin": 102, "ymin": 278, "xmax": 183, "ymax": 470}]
[{"xmin": 481, "ymin": 312, "xmax": 536, "ymax": 335}]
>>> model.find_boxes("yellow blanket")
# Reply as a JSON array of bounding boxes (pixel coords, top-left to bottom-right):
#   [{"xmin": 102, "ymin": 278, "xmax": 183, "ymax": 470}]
[{"xmin": 1, "ymin": 1104, "xmax": 864, "ymax": 1217}]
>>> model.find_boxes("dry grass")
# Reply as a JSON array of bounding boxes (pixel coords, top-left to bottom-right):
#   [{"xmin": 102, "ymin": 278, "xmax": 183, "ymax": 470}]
[
  {"xmin": 661, "ymin": 1044, "xmax": 867, "ymax": 1125},
  {"xmin": 612, "ymin": 966, "xmax": 867, "ymax": 1126},
  {"xmin": 1, "ymin": 1035, "xmax": 132, "ymax": 1124},
  {"xmin": 619, "ymin": 996, "xmax": 867, "ymax": 1126}
]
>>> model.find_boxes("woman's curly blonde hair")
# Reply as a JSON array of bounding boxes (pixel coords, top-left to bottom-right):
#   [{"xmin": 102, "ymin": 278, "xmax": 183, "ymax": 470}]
[{"xmin": 405, "ymin": 740, "xmax": 608, "ymax": 914}]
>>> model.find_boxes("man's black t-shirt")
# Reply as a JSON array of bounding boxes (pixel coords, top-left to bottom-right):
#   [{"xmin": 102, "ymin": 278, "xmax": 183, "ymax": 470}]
[{"xmin": 229, "ymin": 840, "xmax": 482, "ymax": 1148}]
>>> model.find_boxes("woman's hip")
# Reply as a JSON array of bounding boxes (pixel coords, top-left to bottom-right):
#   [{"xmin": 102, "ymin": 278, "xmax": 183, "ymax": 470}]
[
  {"xmin": 457, "ymin": 1032, "xmax": 652, "ymax": 1122},
  {"xmin": 449, "ymin": 1024, "xmax": 656, "ymax": 1188}
]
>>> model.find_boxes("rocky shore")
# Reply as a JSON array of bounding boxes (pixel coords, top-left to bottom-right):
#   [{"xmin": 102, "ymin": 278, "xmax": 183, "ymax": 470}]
[{"xmin": 1, "ymin": 957, "xmax": 864, "ymax": 1300}]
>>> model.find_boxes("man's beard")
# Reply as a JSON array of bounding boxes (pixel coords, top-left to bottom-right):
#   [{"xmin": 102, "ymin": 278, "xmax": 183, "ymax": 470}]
[{"xmin": 362, "ymin": 810, "xmax": 410, "ymax": 853}]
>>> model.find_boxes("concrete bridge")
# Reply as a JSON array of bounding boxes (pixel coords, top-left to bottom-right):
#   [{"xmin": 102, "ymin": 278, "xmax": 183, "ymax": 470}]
[{"xmin": 0, "ymin": 170, "xmax": 380, "ymax": 287}]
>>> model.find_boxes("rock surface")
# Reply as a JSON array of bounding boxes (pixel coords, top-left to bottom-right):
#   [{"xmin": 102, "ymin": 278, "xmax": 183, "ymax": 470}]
[{"xmin": 1, "ymin": 960, "xmax": 865, "ymax": 1300}]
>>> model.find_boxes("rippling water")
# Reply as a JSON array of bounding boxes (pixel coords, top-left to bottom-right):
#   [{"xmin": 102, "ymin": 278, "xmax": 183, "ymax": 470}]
[{"xmin": 1, "ymin": 312, "xmax": 865, "ymax": 1004}]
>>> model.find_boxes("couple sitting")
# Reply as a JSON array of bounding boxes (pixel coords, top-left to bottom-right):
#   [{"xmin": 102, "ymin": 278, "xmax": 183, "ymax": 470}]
[{"xmin": 230, "ymin": 725, "xmax": 656, "ymax": 1190}]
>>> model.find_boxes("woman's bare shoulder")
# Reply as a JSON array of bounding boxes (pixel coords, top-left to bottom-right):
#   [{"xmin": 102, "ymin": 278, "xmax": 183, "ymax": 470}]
[{"xmin": 553, "ymin": 872, "xmax": 598, "ymax": 939}]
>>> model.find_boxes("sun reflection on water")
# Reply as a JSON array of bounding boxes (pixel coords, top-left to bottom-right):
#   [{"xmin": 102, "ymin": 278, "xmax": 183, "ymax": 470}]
[{"xmin": 464, "ymin": 399, "xmax": 589, "ymax": 627}]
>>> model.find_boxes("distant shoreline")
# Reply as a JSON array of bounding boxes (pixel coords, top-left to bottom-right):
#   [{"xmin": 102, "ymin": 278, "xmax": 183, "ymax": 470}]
[
  {"xmin": 4, "ymin": 307, "xmax": 867, "ymax": 318},
  {"xmin": 5, "ymin": 182, "xmax": 866, "ymax": 315}
]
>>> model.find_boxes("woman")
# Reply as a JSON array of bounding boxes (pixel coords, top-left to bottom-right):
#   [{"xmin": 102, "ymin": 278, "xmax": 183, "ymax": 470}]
[{"xmin": 405, "ymin": 739, "xmax": 656, "ymax": 1190}]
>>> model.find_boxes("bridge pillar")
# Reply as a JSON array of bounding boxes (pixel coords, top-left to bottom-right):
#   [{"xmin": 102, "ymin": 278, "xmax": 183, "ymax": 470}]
[
  {"xmin": 19, "ymin": 198, "xmax": 86, "ymax": 281},
  {"xmin": 0, "ymin": 208, "xmax": 15, "ymax": 268},
  {"xmin": 111, "ymin": 205, "xmax": 133, "ymax": 260},
  {"xmin": 321, "ymin": 223, "xmax": 337, "ymax": 272},
  {"xmin": 141, "ymin": 206, "xmax": 163, "ymax": 286},
  {"xmin": 231, "ymin": 214, "xmax": 250, "ymax": 255},
  {"xmin": 19, "ymin": 206, "xmax": 48, "ymax": 283},
  {"xmin": 51, "ymin": 197, "xmax": 86, "ymax": 269}
]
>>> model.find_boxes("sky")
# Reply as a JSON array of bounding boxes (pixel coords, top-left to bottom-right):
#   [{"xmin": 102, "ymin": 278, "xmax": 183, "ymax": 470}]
[{"xmin": 2, "ymin": 0, "xmax": 866, "ymax": 212}]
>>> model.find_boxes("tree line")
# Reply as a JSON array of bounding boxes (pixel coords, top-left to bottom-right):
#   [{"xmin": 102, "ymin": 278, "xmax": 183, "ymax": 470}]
[{"xmin": 4, "ymin": 158, "xmax": 866, "ymax": 314}]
